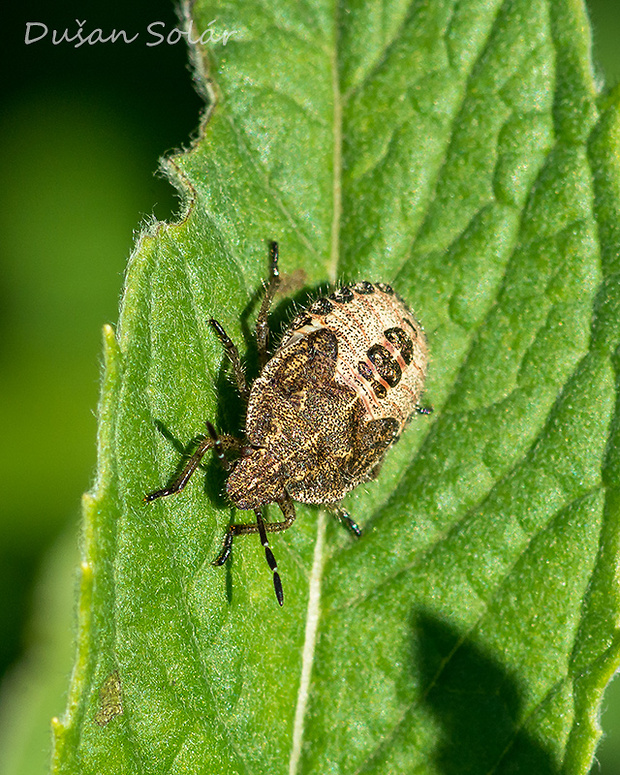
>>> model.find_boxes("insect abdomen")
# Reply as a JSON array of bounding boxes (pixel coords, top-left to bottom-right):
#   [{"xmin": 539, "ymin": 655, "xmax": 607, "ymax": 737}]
[{"xmin": 280, "ymin": 282, "xmax": 428, "ymax": 431}]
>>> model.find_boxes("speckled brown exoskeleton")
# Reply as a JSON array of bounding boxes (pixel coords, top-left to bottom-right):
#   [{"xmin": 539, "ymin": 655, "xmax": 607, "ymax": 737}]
[{"xmin": 146, "ymin": 242, "xmax": 431, "ymax": 605}]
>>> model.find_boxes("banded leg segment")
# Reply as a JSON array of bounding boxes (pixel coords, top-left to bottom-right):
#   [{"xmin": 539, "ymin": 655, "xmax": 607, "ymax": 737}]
[
  {"xmin": 145, "ymin": 426, "xmax": 243, "ymax": 502},
  {"xmin": 257, "ymin": 510, "xmax": 284, "ymax": 606}
]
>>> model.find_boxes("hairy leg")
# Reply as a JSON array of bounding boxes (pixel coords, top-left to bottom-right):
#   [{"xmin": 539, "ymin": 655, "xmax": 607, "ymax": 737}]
[{"xmin": 145, "ymin": 423, "xmax": 243, "ymax": 501}]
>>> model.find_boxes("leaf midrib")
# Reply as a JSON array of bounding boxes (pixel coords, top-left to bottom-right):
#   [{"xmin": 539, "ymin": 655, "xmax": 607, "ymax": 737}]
[{"xmin": 288, "ymin": 21, "xmax": 343, "ymax": 773}]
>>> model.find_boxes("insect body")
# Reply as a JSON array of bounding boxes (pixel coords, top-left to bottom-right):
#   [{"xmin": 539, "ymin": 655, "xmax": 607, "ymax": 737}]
[{"xmin": 146, "ymin": 243, "xmax": 430, "ymax": 605}]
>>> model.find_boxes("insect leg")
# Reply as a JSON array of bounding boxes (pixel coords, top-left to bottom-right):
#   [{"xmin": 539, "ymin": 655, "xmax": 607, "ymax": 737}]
[
  {"xmin": 211, "ymin": 506, "xmax": 287, "ymax": 606},
  {"xmin": 145, "ymin": 427, "xmax": 242, "ymax": 502},
  {"xmin": 217, "ymin": 498, "xmax": 297, "ymax": 538},
  {"xmin": 212, "ymin": 531, "xmax": 234, "ymax": 566},
  {"xmin": 274, "ymin": 496, "xmax": 297, "ymax": 530},
  {"xmin": 328, "ymin": 504, "xmax": 362, "ymax": 537},
  {"xmin": 209, "ymin": 318, "xmax": 249, "ymax": 401},
  {"xmin": 415, "ymin": 404, "xmax": 433, "ymax": 415},
  {"xmin": 255, "ymin": 241, "xmax": 280, "ymax": 368}
]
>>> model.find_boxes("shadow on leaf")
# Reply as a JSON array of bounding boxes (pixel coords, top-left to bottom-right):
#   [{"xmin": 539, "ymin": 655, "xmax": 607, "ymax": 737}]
[{"xmin": 414, "ymin": 610, "xmax": 561, "ymax": 775}]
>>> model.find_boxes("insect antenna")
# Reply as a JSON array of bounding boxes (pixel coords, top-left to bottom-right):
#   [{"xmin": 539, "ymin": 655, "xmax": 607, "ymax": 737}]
[
  {"xmin": 206, "ymin": 422, "xmax": 283, "ymax": 605},
  {"xmin": 256, "ymin": 509, "xmax": 284, "ymax": 606}
]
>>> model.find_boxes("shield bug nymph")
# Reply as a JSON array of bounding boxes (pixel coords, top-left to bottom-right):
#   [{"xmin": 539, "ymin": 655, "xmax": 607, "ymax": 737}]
[{"xmin": 146, "ymin": 242, "xmax": 431, "ymax": 605}]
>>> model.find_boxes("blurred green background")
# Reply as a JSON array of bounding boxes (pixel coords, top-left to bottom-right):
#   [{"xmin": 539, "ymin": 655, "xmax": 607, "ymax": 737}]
[{"xmin": 0, "ymin": 1, "xmax": 618, "ymax": 773}]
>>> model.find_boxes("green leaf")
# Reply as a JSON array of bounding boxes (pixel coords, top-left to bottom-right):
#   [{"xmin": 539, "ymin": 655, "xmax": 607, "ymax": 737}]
[{"xmin": 52, "ymin": 0, "xmax": 620, "ymax": 773}]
